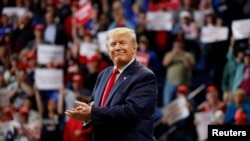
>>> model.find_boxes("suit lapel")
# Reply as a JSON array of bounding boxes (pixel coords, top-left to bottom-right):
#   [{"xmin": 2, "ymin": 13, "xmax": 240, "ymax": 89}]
[
  {"xmin": 95, "ymin": 69, "xmax": 113, "ymax": 106},
  {"xmin": 103, "ymin": 60, "xmax": 141, "ymax": 106}
]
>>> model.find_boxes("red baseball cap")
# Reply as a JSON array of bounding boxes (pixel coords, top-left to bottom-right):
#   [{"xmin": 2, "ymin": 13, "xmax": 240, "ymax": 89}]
[
  {"xmin": 18, "ymin": 107, "xmax": 29, "ymax": 115},
  {"xmin": 87, "ymin": 55, "xmax": 99, "ymax": 63},
  {"xmin": 26, "ymin": 51, "xmax": 36, "ymax": 60},
  {"xmin": 206, "ymin": 85, "xmax": 218, "ymax": 93},
  {"xmin": 177, "ymin": 85, "xmax": 189, "ymax": 95},
  {"xmin": 34, "ymin": 24, "xmax": 44, "ymax": 32},
  {"xmin": 72, "ymin": 74, "xmax": 83, "ymax": 83},
  {"xmin": 235, "ymin": 109, "xmax": 247, "ymax": 125}
]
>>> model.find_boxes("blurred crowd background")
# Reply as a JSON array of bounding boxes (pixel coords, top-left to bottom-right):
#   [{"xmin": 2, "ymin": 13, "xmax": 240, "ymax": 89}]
[{"xmin": 0, "ymin": 0, "xmax": 250, "ymax": 141}]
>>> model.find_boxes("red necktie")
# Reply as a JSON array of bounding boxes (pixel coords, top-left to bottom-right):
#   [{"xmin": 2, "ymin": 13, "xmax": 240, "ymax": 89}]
[{"xmin": 100, "ymin": 68, "xmax": 120, "ymax": 107}]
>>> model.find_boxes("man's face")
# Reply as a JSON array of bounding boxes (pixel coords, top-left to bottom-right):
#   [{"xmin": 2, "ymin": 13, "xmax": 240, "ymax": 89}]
[
  {"xmin": 244, "ymin": 55, "xmax": 250, "ymax": 66},
  {"xmin": 107, "ymin": 35, "xmax": 136, "ymax": 68}
]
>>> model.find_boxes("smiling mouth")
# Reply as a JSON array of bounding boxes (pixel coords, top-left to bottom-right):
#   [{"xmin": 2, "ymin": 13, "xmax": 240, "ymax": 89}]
[{"xmin": 114, "ymin": 53, "xmax": 123, "ymax": 57}]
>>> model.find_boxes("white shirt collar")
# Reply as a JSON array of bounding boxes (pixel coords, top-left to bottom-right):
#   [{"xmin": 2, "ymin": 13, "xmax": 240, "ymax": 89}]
[{"xmin": 115, "ymin": 58, "xmax": 135, "ymax": 74}]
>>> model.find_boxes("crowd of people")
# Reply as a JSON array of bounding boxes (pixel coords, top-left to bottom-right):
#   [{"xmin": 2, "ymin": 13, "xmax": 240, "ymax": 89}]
[{"xmin": 0, "ymin": 0, "xmax": 250, "ymax": 141}]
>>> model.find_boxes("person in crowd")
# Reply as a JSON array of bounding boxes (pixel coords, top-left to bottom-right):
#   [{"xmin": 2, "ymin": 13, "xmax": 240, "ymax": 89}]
[
  {"xmin": 77, "ymin": 32, "xmax": 99, "ymax": 66},
  {"xmin": 162, "ymin": 38, "xmax": 195, "ymax": 106},
  {"xmin": 26, "ymin": 24, "xmax": 45, "ymax": 51},
  {"xmin": 83, "ymin": 55, "xmax": 100, "ymax": 95},
  {"xmin": 222, "ymin": 36, "xmax": 245, "ymax": 104},
  {"xmin": 172, "ymin": 10, "xmax": 200, "ymax": 61},
  {"xmin": 65, "ymin": 27, "xmax": 158, "ymax": 141},
  {"xmin": 137, "ymin": 35, "xmax": 161, "ymax": 75},
  {"xmin": 59, "ymin": 73, "xmax": 91, "ymax": 115},
  {"xmin": 43, "ymin": 11, "xmax": 67, "ymax": 47},
  {"xmin": 161, "ymin": 84, "xmax": 198, "ymax": 141},
  {"xmin": 198, "ymin": 85, "xmax": 226, "ymax": 113},
  {"xmin": 108, "ymin": 0, "xmax": 136, "ymax": 30},
  {"xmin": 63, "ymin": 96, "xmax": 93, "ymax": 141},
  {"xmin": 34, "ymin": 84, "xmax": 64, "ymax": 141},
  {"xmin": 0, "ymin": 43, "xmax": 10, "ymax": 71},
  {"xmin": 3, "ymin": 53, "xmax": 19, "ymax": 85},
  {"xmin": 7, "ymin": 107, "xmax": 41, "ymax": 141},
  {"xmin": 224, "ymin": 88, "xmax": 250, "ymax": 125},
  {"xmin": 238, "ymin": 49, "xmax": 250, "ymax": 102},
  {"xmin": 19, "ymin": 96, "xmax": 41, "ymax": 122},
  {"xmin": 197, "ymin": 85, "xmax": 226, "ymax": 126},
  {"xmin": 0, "ymin": 14, "xmax": 13, "ymax": 42},
  {"xmin": 7, "ymin": 69, "xmax": 34, "ymax": 110},
  {"xmin": 12, "ymin": 11, "xmax": 34, "ymax": 52},
  {"xmin": 25, "ymin": 50, "xmax": 37, "ymax": 86}
]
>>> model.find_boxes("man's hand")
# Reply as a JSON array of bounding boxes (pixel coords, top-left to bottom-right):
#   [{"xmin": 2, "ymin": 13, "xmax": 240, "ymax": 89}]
[
  {"xmin": 74, "ymin": 129, "xmax": 82, "ymax": 137},
  {"xmin": 65, "ymin": 101, "xmax": 95, "ymax": 121}
]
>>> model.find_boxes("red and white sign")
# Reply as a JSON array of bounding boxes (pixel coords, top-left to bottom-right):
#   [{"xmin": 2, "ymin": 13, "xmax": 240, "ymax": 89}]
[
  {"xmin": 200, "ymin": 26, "xmax": 229, "ymax": 43},
  {"xmin": 146, "ymin": 11, "xmax": 174, "ymax": 31},
  {"xmin": 75, "ymin": 0, "xmax": 94, "ymax": 26},
  {"xmin": 136, "ymin": 52, "xmax": 150, "ymax": 67},
  {"xmin": 232, "ymin": 19, "xmax": 250, "ymax": 40},
  {"xmin": 162, "ymin": 96, "xmax": 190, "ymax": 126},
  {"xmin": 37, "ymin": 44, "xmax": 64, "ymax": 65},
  {"xmin": 195, "ymin": 112, "xmax": 215, "ymax": 141}
]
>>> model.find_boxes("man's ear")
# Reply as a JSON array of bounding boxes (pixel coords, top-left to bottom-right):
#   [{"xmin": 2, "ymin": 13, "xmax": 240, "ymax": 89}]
[{"xmin": 132, "ymin": 46, "xmax": 137, "ymax": 53}]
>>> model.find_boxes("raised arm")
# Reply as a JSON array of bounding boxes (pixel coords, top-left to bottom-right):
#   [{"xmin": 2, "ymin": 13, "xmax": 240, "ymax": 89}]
[{"xmin": 33, "ymin": 85, "xmax": 44, "ymax": 114}]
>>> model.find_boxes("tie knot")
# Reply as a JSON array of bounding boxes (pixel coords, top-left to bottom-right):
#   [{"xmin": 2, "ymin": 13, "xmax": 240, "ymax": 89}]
[{"xmin": 113, "ymin": 68, "xmax": 120, "ymax": 75}]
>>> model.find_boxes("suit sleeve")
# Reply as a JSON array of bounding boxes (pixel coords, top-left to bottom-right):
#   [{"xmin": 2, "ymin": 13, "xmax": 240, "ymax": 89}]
[{"xmin": 91, "ymin": 70, "xmax": 158, "ymax": 126}]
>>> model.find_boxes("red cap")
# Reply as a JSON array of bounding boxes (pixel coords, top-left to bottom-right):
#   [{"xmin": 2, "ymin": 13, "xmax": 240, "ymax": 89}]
[
  {"xmin": 18, "ymin": 107, "xmax": 29, "ymax": 115},
  {"xmin": 46, "ymin": 1, "xmax": 55, "ymax": 7},
  {"xmin": 34, "ymin": 24, "xmax": 44, "ymax": 32},
  {"xmin": 72, "ymin": 74, "xmax": 83, "ymax": 83},
  {"xmin": 84, "ymin": 30, "xmax": 92, "ymax": 37},
  {"xmin": 26, "ymin": 51, "xmax": 36, "ymax": 59},
  {"xmin": 207, "ymin": 85, "xmax": 218, "ymax": 93},
  {"xmin": 88, "ymin": 55, "xmax": 99, "ymax": 63},
  {"xmin": 235, "ymin": 109, "xmax": 247, "ymax": 125},
  {"xmin": 177, "ymin": 85, "xmax": 189, "ymax": 95},
  {"xmin": 71, "ymin": 0, "xmax": 79, "ymax": 7}
]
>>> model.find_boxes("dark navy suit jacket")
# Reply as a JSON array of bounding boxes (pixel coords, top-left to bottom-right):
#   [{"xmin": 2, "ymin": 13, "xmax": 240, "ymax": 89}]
[{"xmin": 88, "ymin": 60, "xmax": 158, "ymax": 141}]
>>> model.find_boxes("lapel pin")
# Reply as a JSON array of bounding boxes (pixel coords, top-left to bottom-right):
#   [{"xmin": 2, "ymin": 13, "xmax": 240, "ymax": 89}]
[{"xmin": 124, "ymin": 77, "xmax": 126, "ymax": 80}]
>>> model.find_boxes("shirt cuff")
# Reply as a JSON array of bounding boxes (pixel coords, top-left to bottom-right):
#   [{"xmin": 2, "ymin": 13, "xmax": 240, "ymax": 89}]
[{"xmin": 83, "ymin": 120, "xmax": 91, "ymax": 127}]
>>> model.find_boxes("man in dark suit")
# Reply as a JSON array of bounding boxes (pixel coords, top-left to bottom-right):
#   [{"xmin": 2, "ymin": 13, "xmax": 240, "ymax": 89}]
[{"xmin": 65, "ymin": 27, "xmax": 158, "ymax": 141}]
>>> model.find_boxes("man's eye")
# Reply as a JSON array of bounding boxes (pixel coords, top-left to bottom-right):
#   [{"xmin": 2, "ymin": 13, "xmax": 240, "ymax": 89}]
[
  {"xmin": 120, "ymin": 42, "xmax": 125, "ymax": 45},
  {"xmin": 110, "ymin": 43, "xmax": 116, "ymax": 47}
]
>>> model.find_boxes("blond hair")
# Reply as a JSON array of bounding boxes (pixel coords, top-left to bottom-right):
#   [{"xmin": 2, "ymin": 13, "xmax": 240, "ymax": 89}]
[
  {"xmin": 235, "ymin": 88, "xmax": 246, "ymax": 98},
  {"xmin": 106, "ymin": 27, "xmax": 138, "ymax": 49}
]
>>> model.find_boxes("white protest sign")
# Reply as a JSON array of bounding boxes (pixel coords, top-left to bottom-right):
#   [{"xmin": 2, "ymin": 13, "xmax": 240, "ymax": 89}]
[
  {"xmin": 37, "ymin": 44, "xmax": 64, "ymax": 65},
  {"xmin": 79, "ymin": 42, "xmax": 98, "ymax": 58},
  {"xmin": 232, "ymin": 19, "xmax": 250, "ymax": 40},
  {"xmin": 146, "ymin": 11, "xmax": 174, "ymax": 31},
  {"xmin": 2, "ymin": 7, "xmax": 27, "ymax": 17},
  {"xmin": 97, "ymin": 31, "xmax": 108, "ymax": 54},
  {"xmin": 200, "ymin": 26, "xmax": 229, "ymax": 43},
  {"xmin": 162, "ymin": 96, "xmax": 190, "ymax": 126},
  {"xmin": 0, "ymin": 89, "xmax": 10, "ymax": 107},
  {"xmin": 193, "ymin": 10, "xmax": 205, "ymax": 27},
  {"xmin": 195, "ymin": 112, "xmax": 215, "ymax": 141},
  {"xmin": 35, "ymin": 69, "xmax": 63, "ymax": 90}
]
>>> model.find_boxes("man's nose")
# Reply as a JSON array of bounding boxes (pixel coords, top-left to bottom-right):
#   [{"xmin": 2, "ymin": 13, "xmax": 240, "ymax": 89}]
[{"xmin": 114, "ymin": 43, "xmax": 122, "ymax": 49}]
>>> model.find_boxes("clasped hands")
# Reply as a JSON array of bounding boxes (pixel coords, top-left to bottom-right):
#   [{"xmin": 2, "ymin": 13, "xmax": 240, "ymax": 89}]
[{"xmin": 65, "ymin": 101, "xmax": 95, "ymax": 122}]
